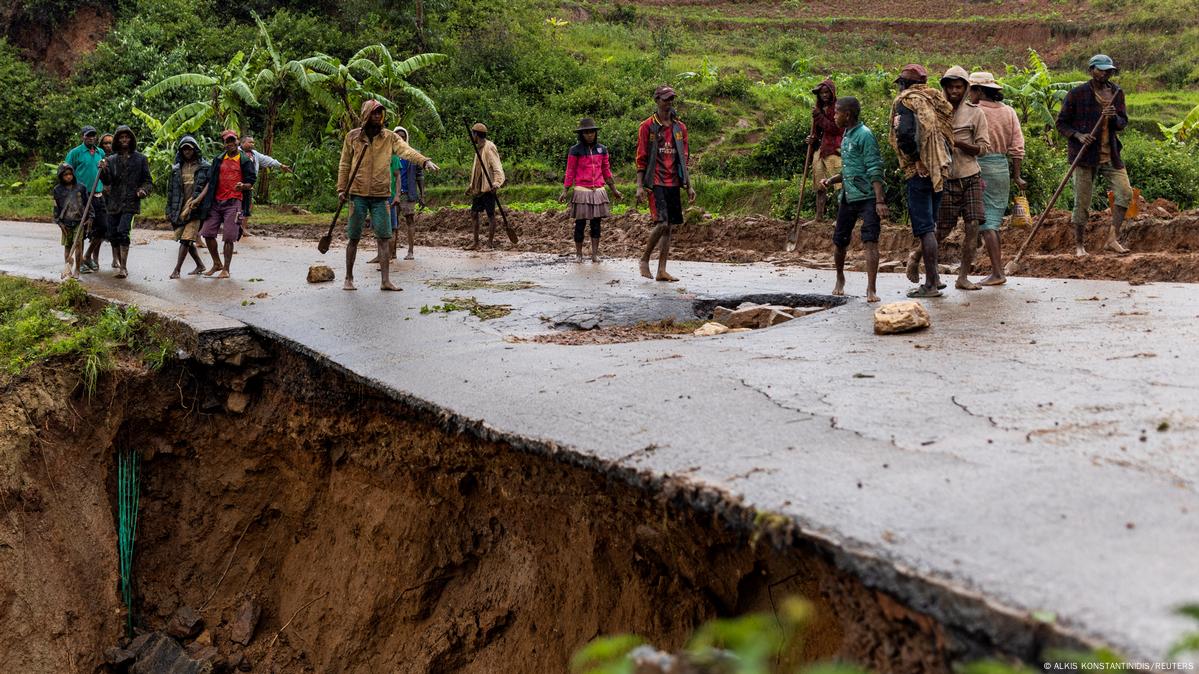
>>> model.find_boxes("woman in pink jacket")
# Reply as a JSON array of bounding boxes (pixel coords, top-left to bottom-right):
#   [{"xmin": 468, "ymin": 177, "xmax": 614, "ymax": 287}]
[{"xmin": 559, "ymin": 118, "xmax": 623, "ymax": 262}]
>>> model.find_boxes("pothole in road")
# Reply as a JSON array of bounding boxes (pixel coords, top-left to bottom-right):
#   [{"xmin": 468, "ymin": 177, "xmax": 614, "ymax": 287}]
[{"xmin": 527, "ymin": 293, "xmax": 846, "ymax": 345}]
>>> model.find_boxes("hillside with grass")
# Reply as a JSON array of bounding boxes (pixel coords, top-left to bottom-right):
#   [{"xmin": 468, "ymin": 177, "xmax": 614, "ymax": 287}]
[{"xmin": 1, "ymin": 0, "xmax": 1198, "ymax": 220}]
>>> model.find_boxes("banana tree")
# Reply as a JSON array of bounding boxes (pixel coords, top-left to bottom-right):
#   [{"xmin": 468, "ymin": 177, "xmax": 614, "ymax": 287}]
[
  {"xmin": 292, "ymin": 52, "xmax": 379, "ymax": 132},
  {"xmin": 250, "ymin": 11, "xmax": 307, "ymax": 201},
  {"xmin": 140, "ymin": 51, "xmax": 261, "ymax": 138},
  {"xmin": 1159, "ymin": 103, "xmax": 1199, "ymax": 142},
  {"xmin": 1000, "ymin": 49, "xmax": 1082, "ymax": 141},
  {"xmin": 347, "ymin": 44, "xmax": 446, "ymax": 135}
]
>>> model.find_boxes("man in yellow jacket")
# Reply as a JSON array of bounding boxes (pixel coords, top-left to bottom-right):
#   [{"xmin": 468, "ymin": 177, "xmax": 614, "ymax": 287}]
[
  {"xmin": 337, "ymin": 99, "xmax": 439, "ymax": 291},
  {"xmin": 466, "ymin": 122, "xmax": 506, "ymax": 249}
]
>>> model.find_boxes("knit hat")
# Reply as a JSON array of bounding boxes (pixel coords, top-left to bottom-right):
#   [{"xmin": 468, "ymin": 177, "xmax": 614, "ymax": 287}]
[
  {"xmin": 968, "ymin": 71, "xmax": 1003, "ymax": 90},
  {"xmin": 939, "ymin": 65, "xmax": 971, "ymax": 87}
]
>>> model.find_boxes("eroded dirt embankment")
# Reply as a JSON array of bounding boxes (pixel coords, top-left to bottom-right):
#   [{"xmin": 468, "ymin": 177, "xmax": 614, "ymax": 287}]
[{"xmin": 3, "ymin": 329, "xmax": 1050, "ymax": 673}]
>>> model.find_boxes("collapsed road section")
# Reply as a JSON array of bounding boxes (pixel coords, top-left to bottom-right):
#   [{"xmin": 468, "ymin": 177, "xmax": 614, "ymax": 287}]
[{"xmin": 3, "ymin": 316, "xmax": 1022, "ymax": 673}]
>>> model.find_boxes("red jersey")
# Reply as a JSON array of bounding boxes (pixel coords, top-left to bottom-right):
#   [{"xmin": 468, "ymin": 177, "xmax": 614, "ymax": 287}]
[
  {"xmin": 216, "ymin": 153, "xmax": 245, "ymax": 202},
  {"xmin": 635, "ymin": 114, "xmax": 689, "ymax": 188}
]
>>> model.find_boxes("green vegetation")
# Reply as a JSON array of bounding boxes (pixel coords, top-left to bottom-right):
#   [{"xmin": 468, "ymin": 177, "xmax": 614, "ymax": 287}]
[
  {"xmin": 420, "ymin": 296, "xmax": 513, "ymax": 320},
  {"xmin": 424, "ymin": 277, "xmax": 538, "ymax": 291},
  {"xmin": 0, "ymin": 276, "xmax": 172, "ymax": 394}
]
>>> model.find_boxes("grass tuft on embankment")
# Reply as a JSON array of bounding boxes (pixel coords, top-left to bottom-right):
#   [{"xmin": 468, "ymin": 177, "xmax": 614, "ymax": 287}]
[{"xmin": 0, "ymin": 275, "xmax": 172, "ymax": 394}]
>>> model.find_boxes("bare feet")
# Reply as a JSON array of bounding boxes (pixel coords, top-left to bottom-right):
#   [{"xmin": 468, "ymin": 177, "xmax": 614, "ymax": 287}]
[
  {"xmin": 404, "ymin": 253, "xmax": 414, "ymax": 260},
  {"xmin": 980, "ymin": 274, "xmax": 1006, "ymax": 286},
  {"xmin": 115, "ymin": 268, "xmax": 127, "ymax": 279},
  {"xmin": 575, "ymin": 255, "xmax": 584, "ymax": 263},
  {"xmin": 905, "ymin": 253, "xmax": 920, "ymax": 283},
  {"xmin": 639, "ymin": 259, "xmax": 653, "ymax": 279},
  {"xmin": 365, "ymin": 255, "xmax": 380, "ymax": 264},
  {"xmin": 188, "ymin": 266, "xmax": 205, "ymax": 275},
  {"xmin": 1075, "ymin": 245, "xmax": 1088, "ymax": 258},
  {"xmin": 343, "ymin": 278, "xmax": 357, "ymax": 291},
  {"xmin": 956, "ymin": 278, "xmax": 982, "ymax": 291},
  {"xmin": 169, "ymin": 271, "xmax": 181, "ymax": 279},
  {"xmin": 1105, "ymin": 238, "xmax": 1130, "ymax": 255},
  {"xmin": 217, "ymin": 270, "xmax": 230, "ymax": 279},
  {"xmin": 655, "ymin": 271, "xmax": 678, "ymax": 282},
  {"xmin": 866, "ymin": 291, "xmax": 880, "ymax": 303},
  {"xmin": 204, "ymin": 264, "xmax": 223, "ymax": 277},
  {"xmin": 380, "ymin": 282, "xmax": 402, "ymax": 291},
  {"xmin": 591, "ymin": 256, "xmax": 600, "ymax": 263},
  {"xmin": 832, "ymin": 277, "xmax": 845, "ymax": 296},
  {"xmin": 464, "ymin": 243, "xmax": 479, "ymax": 251}
]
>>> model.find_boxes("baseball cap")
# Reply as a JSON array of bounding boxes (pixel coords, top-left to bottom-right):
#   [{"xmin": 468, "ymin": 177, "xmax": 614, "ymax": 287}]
[
  {"xmin": 1088, "ymin": 54, "xmax": 1117, "ymax": 71},
  {"xmin": 220, "ymin": 129, "xmax": 238, "ymax": 142},
  {"xmin": 81, "ymin": 125, "xmax": 97, "ymax": 137},
  {"xmin": 654, "ymin": 85, "xmax": 676, "ymax": 100}
]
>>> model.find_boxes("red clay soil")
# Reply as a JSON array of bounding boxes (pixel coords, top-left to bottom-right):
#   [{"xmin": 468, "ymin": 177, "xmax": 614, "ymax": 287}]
[
  {"xmin": 2, "ymin": 343, "xmax": 962, "ymax": 673},
  {"xmin": 247, "ymin": 201, "xmax": 1199, "ymax": 284}
]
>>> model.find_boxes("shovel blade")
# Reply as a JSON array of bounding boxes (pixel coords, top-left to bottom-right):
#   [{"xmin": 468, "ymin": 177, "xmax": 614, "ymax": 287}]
[
  {"xmin": 506, "ymin": 226, "xmax": 519, "ymax": 245},
  {"xmin": 317, "ymin": 234, "xmax": 332, "ymax": 254}
]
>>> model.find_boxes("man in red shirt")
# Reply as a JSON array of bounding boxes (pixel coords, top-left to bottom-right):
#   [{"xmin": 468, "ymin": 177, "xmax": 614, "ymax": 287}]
[
  {"xmin": 808, "ymin": 78, "xmax": 843, "ymax": 223},
  {"xmin": 635, "ymin": 85, "xmax": 695, "ymax": 282},
  {"xmin": 198, "ymin": 130, "xmax": 256, "ymax": 278}
]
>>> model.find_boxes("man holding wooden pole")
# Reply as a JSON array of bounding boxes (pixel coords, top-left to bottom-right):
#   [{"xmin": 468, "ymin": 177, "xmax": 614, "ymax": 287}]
[{"xmin": 1056, "ymin": 54, "xmax": 1132, "ymax": 257}]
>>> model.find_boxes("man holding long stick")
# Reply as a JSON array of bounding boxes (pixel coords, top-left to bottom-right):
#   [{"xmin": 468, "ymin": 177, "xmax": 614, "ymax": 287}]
[
  {"xmin": 337, "ymin": 99, "xmax": 439, "ymax": 291},
  {"xmin": 466, "ymin": 123, "xmax": 506, "ymax": 250},
  {"xmin": 1056, "ymin": 54, "xmax": 1131, "ymax": 257}
]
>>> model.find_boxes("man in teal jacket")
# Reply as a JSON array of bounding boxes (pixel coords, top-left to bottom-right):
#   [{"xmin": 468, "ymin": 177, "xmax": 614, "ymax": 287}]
[
  {"xmin": 819, "ymin": 97, "xmax": 888, "ymax": 303},
  {"xmin": 64, "ymin": 126, "xmax": 106, "ymax": 273}
]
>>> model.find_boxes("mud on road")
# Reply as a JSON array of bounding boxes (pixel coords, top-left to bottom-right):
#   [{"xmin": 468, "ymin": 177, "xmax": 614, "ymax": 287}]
[
  {"xmin": 234, "ymin": 199, "xmax": 1199, "ymax": 285},
  {"xmin": 2, "ymin": 331, "xmax": 1008, "ymax": 674}
]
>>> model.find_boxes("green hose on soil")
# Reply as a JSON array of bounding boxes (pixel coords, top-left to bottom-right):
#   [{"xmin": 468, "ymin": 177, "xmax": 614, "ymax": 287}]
[{"xmin": 117, "ymin": 446, "xmax": 140, "ymax": 639}]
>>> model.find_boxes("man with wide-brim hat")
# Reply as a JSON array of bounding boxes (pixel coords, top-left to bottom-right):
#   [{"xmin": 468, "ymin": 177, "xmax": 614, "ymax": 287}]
[
  {"xmin": 559, "ymin": 117, "xmax": 622, "ymax": 262},
  {"xmin": 969, "ymin": 70, "xmax": 1026, "ymax": 286},
  {"xmin": 890, "ymin": 63, "xmax": 954, "ymax": 298},
  {"xmin": 1056, "ymin": 54, "xmax": 1132, "ymax": 257},
  {"xmin": 467, "ymin": 122, "xmax": 507, "ymax": 249},
  {"xmin": 930, "ymin": 65, "xmax": 990, "ymax": 291},
  {"xmin": 635, "ymin": 84, "xmax": 695, "ymax": 282}
]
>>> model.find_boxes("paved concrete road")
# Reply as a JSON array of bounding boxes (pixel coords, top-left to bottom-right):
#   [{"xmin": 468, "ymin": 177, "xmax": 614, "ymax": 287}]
[{"xmin": 3, "ymin": 220, "xmax": 1197, "ymax": 660}]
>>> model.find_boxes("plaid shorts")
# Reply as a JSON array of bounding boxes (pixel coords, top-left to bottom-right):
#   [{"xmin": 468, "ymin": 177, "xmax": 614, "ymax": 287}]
[{"xmin": 936, "ymin": 174, "xmax": 985, "ymax": 235}]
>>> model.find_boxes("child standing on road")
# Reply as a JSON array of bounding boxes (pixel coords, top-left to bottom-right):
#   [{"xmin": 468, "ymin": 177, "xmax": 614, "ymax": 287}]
[
  {"xmin": 559, "ymin": 117, "xmax": 622, "ymax": 262},
  {"xmin": 53, "ymin": 163, "xmax": 88, "ymax": 279}
]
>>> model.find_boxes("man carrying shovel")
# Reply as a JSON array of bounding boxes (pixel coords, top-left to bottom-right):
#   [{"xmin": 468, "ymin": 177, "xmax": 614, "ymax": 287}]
[
  {"xmin": 1056, "ymin": 54, "xmax": 1132, "ymax": 257},
  {"xmin": 337, "ymin": 99, "xmax": 439, "ymax": 291},
  {"xmin": 466, "ymin": 123, "xmax": 508, "ymax": 250}
]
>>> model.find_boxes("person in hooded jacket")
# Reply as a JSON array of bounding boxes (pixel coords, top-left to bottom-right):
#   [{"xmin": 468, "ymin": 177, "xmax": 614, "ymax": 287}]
[
  {"xmin": 97, "ymin": 125, "xmax": 152, "ymax": 278},
  {"xmin": 808, "ymin": 78, "xmax": 843, "ymax": 223},
  {"xmin": 336, "ymin": 99, "xmax": 439, "ymax": 291},
  {"xmin": 166, "ymin": 135, "xmax": 211, "ymax": 278},
  {"xmin": 52, "ymin": 163, "xmax": 88, "ymax": 279}
]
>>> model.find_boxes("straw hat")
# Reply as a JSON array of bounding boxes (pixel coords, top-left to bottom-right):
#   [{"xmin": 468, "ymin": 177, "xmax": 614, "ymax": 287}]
[{"xmin": 968, "ymin": 71, "xmax": 1002, "ymax": 90}]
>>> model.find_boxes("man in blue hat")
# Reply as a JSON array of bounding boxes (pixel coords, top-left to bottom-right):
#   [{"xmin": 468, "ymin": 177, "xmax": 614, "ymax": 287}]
[{"xmin": 1056, "ymin": 54, "xmax": 1131, "ymax": 257}]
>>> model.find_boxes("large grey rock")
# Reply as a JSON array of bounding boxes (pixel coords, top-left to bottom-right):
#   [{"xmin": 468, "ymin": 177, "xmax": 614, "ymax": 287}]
[
  {"xmin": 130, "ymin": 633, "xmax": 213, "ymax": 674},
  {"xmin": 873, "ymin": 301, "xmax": 930, "ymax": 335}
]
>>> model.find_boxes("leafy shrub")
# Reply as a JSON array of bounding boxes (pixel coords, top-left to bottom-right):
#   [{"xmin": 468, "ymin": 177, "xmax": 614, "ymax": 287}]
[
  {"xmin": 0, "ymin": 39, "xmax": 49, "ymax": 165},
  {"xmin": 1121, "ymin": 132, "xmax": 1199, "ymax": 208}
]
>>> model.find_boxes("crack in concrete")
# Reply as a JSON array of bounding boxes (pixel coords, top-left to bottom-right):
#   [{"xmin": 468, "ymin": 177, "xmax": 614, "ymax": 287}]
[{"xmin": 950, "ymin": 395, "xmax": 1000, "ymax": 428}]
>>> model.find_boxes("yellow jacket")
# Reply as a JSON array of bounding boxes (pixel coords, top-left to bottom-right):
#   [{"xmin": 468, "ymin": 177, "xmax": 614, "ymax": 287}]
[
  {"xmin": 338, "ymin": 128, "xmax": 427, "ymax": 198},
  {"xmin": 468, "ymin": 140, "xmax": 505, "ymax": 195}
]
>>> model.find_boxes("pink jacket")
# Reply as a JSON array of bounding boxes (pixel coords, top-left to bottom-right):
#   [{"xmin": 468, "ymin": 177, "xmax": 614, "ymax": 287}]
[{"xmin": 564, "ymin": 142, "xmax": 613, "ymax": 188}]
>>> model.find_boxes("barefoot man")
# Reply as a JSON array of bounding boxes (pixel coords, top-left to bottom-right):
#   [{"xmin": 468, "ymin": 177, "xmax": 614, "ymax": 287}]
[
  {"xmin": 337, "ymin": 99, "xmax": 439, "ymax": 291},
  {"xmin": 1056, "ymin": 54, "xmax": 1131, "ymax": 257},
  {"xmin": 820, "ymin": 97, "xmax": 887, "ymax": 302},
  {"xmin": 466, "ymin": 123, "xmax": 504, "ymax": 250},
  {"xmin": 636, "ymin": 85, "xmax": 695, "ymax": 282},
  {"xmin": 199, "ymin": 130, "xmax": 256, "ymax": 279},
  {"xmin": 933, "ymin": 66, "xmax": 990, "ymax": 291}
]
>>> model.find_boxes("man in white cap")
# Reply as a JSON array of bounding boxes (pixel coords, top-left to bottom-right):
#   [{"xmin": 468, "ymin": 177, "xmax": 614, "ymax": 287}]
[{"xmin": 1056, "ymin": 54, "xmax": 1131, "ymax": 257}]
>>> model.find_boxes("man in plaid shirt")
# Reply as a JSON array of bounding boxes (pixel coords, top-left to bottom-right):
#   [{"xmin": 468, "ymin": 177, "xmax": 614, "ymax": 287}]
[{"xmin": 1056, "ymin": 54, "xmax": 1132, "ymax": 257}]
